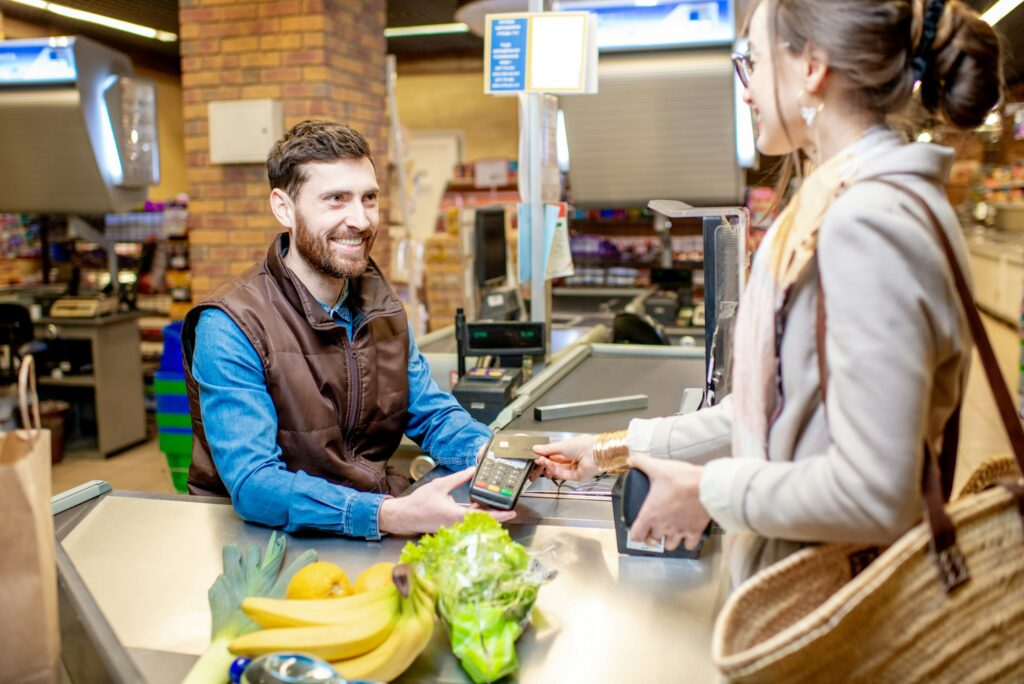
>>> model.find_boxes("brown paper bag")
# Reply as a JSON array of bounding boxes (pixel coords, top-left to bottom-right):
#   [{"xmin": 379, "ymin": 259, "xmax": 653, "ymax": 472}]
[{"xmin": 0, "ymin": 356, "xmax": 60, "ymax": 683}]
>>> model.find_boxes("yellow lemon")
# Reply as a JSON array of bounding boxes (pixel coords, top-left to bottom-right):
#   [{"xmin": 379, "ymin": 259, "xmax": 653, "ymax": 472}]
[
  {"xmin": 352, "ymin": 562, "xmax": 397, "ymax": 594},
  {"xmin": 286, "ymin": 561, "xmax": 352, "ymax": 599}
]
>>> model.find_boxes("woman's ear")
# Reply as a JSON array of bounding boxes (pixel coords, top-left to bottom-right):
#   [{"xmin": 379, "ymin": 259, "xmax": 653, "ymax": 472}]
[
  {"xmin": 269, "ymin": 188, "xmax": 295, "ymax": 230},
  {"xmin": 803, "ymin": 43, "xmax": 829, "ymax": 96}
]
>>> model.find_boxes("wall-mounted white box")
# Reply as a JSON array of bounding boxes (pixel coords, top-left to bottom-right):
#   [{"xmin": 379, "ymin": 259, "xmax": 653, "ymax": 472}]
[{"xmin": 208, "ymin": 99, "xmax": 283, "ymax": 164}]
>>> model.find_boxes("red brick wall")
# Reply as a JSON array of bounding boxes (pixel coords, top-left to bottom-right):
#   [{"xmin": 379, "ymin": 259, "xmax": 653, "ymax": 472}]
[{"xmin": 179, "ymin": 0, "xmax": 390, "ymax": 301}]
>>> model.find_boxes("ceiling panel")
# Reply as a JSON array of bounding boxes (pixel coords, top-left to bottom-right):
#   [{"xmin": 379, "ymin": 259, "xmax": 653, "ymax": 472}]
[
  {"xmin": 0, "ymin": 0, "xmax": 180, "ymax": 67},
  {"xmin": 0, "ymin": 0, "xmax": 177, "ymax": 33},
  {"xmin": 386, "ymin": 0, "xmax": 483, "ymax": 56}
]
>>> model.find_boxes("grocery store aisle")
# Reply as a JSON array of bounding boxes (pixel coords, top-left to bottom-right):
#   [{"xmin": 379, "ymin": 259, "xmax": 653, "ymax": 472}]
[{"xmin": 49, "ymin": 314, "xmax": 1021, "ymax": 499}]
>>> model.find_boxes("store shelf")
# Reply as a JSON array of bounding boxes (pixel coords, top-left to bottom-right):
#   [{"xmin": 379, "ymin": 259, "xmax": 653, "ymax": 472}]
[
  {"xmin": 984, "ymin": 181, "xmax": 1024, "ymax": 190},
  {"xmin": 38, "ymin": 375, "xmax": 96, "ymax": 387},
  {"xmin": 445, "ymin": 180, "xmax": 519, "ymax": 193},
  {"xmin": 571, "ymin": 257, "xmax": 705, "ymax": 269}
]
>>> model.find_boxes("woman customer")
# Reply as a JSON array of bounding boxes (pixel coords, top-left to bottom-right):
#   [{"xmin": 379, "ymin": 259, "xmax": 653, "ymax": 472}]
[{"xmin": 534, "ymin": 0, "xmax": 1003, "ymax": 586}]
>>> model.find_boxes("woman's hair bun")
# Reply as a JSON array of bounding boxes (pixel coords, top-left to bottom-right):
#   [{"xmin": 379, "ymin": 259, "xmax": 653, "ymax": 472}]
[{"xmin": 923, "ymin": 1, "xmax": 1002, "ymax": 129}]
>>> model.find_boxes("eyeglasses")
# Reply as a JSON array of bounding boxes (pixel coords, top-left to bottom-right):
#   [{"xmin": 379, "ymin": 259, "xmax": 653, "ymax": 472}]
[
  {"xmin": 731, "ymin": 50, "xmax": 753, "ymax": 87},
  {"xmin": 731, "ymin": 42, "xmax": 790, "ymax": 88}
]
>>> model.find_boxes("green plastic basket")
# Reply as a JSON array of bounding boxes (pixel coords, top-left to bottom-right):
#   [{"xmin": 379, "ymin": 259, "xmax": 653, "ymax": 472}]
[
  {"xmin": 154, "ymin": 378, "xmax": 188, "ymax": 395},
  {"xmin": 158, "ymin": 432, "xmax": 192, "ymax": 455},
  {"xmin": 169, "ymin": 468, "xmax": 189, "ymax": 494},
  {"xmin": 164, "ymin": 450, "xmax": 191, "ymax": 470},
  {"xmin": 156, "ymin": 413, "xmax": 192, "ymax": 429}
]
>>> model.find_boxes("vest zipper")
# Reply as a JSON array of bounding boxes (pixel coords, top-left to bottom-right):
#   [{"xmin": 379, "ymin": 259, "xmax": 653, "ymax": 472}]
[{"xmin": 341, "ymin": 330, "xmax": 386, "ymax": 493}]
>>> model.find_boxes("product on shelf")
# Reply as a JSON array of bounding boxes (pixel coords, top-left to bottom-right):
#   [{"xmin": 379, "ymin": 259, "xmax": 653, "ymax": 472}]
[{"xmin": 423, "ymin": 234, "xmax": 465, "ymax": 331}]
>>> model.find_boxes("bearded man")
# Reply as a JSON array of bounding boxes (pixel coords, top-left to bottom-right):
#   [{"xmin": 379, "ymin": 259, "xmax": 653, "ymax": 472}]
[{"xmin": 182, "ymin": 120, "xmax": 512, "ymax": 539}]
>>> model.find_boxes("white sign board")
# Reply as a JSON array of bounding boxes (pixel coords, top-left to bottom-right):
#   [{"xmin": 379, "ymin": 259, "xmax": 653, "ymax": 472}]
[{"xmin": 485, "ymin": 12, "xmax": 598, "ymax": 95}]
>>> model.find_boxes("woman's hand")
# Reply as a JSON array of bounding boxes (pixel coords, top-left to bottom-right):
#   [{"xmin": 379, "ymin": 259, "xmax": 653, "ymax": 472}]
[
  {"xmin": 532, "ymin": 434, "xmax": 600, "ymax": 481},
  {"xmin": 627, "ymin": 455, "xmax": 711, "ymax": 552}
]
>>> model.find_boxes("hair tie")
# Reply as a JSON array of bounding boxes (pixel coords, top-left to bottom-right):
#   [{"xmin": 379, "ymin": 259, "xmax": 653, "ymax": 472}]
[{"xmin": 911, "ymin": 0, "xmax": 947, "ymax": 81}]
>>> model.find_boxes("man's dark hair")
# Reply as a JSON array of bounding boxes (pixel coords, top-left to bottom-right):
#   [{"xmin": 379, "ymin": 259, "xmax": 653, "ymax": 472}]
[{"xmin": 266, "ymin": 120, "xmax": 374, "ymax": 198}]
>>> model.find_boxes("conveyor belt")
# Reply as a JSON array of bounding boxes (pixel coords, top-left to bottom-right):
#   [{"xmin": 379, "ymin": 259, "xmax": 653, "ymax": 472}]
[{"xmin": 504, "ymin": 352, "xmax": 705, "ymax": 433}]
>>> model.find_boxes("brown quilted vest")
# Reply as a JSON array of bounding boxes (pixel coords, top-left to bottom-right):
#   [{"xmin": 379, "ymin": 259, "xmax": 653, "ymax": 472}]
[{"xmin": 182, "ymin": 232, "xmax": 411, "ymax": 497}]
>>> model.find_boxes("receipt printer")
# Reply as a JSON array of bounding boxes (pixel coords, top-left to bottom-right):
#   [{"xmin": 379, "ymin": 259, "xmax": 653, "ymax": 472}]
[{"xmin": 611, "ymin": 468, "xmax": 709, "ymax": 559}]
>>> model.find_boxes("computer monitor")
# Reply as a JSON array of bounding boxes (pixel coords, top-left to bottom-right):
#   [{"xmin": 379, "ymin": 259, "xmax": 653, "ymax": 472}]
[{"xmin": 474, "ymin": 207, "xmax": 508, "ymax": 288}]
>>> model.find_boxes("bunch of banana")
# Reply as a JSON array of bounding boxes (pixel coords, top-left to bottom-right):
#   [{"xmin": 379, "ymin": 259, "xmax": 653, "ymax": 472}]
[
  {"xmin": 331, "ymin": 577, "xmax": 435, "ymax": 682},
  {"xmin": 228, "ymin": 564, "xmax": 435, "ymax": 682},
  {"xmin": 242, "ymin": 583, "xmax": 399, "ymax": 629}
]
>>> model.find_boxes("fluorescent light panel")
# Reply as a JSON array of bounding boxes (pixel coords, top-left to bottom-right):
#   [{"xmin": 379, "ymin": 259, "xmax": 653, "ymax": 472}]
[
  {"xmin": 980, "ymin": 0, "xmax": 1023, "ymax": 25},
  {"xmin": 7, "ymin": 0, "xmax": 177, "ymax": 42},
  {"xmin": 384, "ymin": 22, "xmax": 470, "ymax": 38}
]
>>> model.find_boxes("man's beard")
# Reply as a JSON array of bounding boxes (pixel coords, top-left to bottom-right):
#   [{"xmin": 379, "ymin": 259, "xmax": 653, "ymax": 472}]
[{"xmin": 293, "ymin": 212, "xmax": 372, "ymax": 279}]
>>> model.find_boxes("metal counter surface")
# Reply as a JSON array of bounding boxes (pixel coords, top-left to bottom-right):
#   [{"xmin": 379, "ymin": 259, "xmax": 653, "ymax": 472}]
[
  {"xmin": 504, "ymin": 353, "xmax": 705, "ymax": 433},
  {"xmin": 57, "ymin": 490, "xmax": 726, "ymax": 683}
]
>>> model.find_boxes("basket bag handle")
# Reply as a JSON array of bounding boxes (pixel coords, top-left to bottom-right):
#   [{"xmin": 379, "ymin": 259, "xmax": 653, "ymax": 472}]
[
  {"xmin": 18, "ymin": 354, "xmax": 42, "ymax": 442},
  {"xmin": 815, "ymin": 176, "xmax": 1024, "ymax": 593}
]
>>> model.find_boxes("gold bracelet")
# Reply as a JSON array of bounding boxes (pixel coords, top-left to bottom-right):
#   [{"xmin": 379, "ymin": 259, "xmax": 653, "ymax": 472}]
[{"xmin": 592, "ymin": 429, "xmax": 630, "ymax": 473}]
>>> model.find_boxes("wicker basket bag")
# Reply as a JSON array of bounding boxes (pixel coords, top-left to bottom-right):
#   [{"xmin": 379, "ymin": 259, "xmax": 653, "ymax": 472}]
[{"xmin": 712, "ymin": 178, "xmax": 1024, "ymax": 683}]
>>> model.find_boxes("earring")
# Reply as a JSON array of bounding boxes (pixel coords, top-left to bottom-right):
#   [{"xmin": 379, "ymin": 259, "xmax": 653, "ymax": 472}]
[{"xmin": 798, "ymin": 90, "xmax": 824, "ymax": 128}]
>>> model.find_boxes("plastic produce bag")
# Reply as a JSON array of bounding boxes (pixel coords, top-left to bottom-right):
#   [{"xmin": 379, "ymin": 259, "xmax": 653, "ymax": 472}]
[{"xmin": 400, "ymin": 513, "xmax": 554, "ymax": 683}]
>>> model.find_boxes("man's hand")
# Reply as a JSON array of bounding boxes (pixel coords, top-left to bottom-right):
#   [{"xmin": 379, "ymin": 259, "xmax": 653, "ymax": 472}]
[
  {"xmin": 378, "ymin": 467, "xmax": 515, "ymax": 536},
  {"xmin": 532, "ymin": 434, "xmax": 600, "ymax": 481},
  {"xmin": 627, "ymin": 455, "xmax": 710, "ymax": 552}
]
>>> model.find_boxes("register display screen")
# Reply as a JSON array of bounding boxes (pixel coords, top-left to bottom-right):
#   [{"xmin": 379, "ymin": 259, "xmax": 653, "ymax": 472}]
[{"xmin": 464, "ymin": 322, "xmax": 546, "ymax": 357}]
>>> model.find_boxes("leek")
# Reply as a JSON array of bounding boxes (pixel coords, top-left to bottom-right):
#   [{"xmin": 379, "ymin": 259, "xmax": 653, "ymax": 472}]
[{"xmin": 183, "ymin": 532, "xmax": 317, "ymax": 684}]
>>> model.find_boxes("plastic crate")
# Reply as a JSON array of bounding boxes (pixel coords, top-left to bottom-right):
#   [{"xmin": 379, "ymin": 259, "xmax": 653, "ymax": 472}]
[
  {"xmin": 156, "ymin": 412, "xmax": 192, "ymax": 429},
  {"xmin": 156, "ymin": 394, "xmax": 190, "ymax": 414},
  {"xmin": 164, "ymin": 449, "xmax": 190, "ymax": 470},
  {"xmin": 168, "ymin": 469, "xmax": 189, "ymax": 493},
  {"xmin": 158, "ymin": 429, "xmax": 192, "ymax": 455},
  {"xmin": 154, "ymin": 372, "xmax": 187, "ymax": 396},
  {"xmin": 161, "ymin": 321, "xmax": 185, "ymax": 373},
  {"xmin": 161, "ymin": 435, "xmax": 192, "ymax": 495}
]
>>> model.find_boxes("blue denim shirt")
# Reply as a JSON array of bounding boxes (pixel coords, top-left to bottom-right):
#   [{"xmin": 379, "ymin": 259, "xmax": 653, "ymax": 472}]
[{"xmin": 191, "ymin": 291, "xmax": 490, "ymax": 540}]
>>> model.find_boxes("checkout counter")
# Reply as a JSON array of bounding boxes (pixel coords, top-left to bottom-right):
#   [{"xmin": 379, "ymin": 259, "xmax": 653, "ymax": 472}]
[
  {"xmin": 50, "ymin": 204, "xmax": 747, "ymax": 682},
  {"xmin": 53, "ymin": 286, "xmax": 727, "ymax": 682},
  {"xmin": 54, "ymin": 476, "xmax": 728, "ymax": 683}
]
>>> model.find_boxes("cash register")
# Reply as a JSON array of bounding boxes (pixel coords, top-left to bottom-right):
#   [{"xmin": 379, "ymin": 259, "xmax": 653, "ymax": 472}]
[{"xmin": 451, "ymin": 309, "xmax": 546, "ymax": 425}]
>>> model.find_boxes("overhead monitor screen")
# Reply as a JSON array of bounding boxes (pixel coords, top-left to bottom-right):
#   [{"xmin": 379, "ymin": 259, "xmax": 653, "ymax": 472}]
[
  {"xmin": 553, "ymin": 0, "xmax": 734, "ymax": 51},
  {"xmin": 0, "ymin": 39, "xmax": 77, "ymax": 85}
]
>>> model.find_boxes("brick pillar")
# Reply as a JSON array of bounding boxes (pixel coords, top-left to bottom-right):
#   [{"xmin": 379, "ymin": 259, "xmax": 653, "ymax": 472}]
[{"xmin": 179, "ymin": 0, "xmax": 390, "ymax": 302}]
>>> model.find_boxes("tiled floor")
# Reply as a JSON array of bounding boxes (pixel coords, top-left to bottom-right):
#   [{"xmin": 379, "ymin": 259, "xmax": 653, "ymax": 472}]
[{"xmin": 50, "ymin": 314, "xmax": 1022, "ymax": 497}]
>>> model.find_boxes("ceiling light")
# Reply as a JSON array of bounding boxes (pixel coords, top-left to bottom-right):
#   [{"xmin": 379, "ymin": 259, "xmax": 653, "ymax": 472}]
[
  {"xmin": 384, "ymin": 22, "xmax": 470, "ymax": 38},
  {"xmin": 980, "ymin": 0, "xmax": 1023, "ymax": 25},
  {"xmin": 6, "ymin": 0, "xmax": 178, "ymax": 41}
]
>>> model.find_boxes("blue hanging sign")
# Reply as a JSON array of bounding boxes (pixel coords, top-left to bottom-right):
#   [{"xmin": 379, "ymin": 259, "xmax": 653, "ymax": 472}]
[{"xmin": 487, "ymin": 17, "xmax": 528, "ymax": 93}]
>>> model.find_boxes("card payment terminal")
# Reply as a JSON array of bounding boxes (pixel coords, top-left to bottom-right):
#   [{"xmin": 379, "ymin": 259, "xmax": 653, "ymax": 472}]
[{"xmin": 470, "ymin": 433, "xmax": 549, "ymax": 510}]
